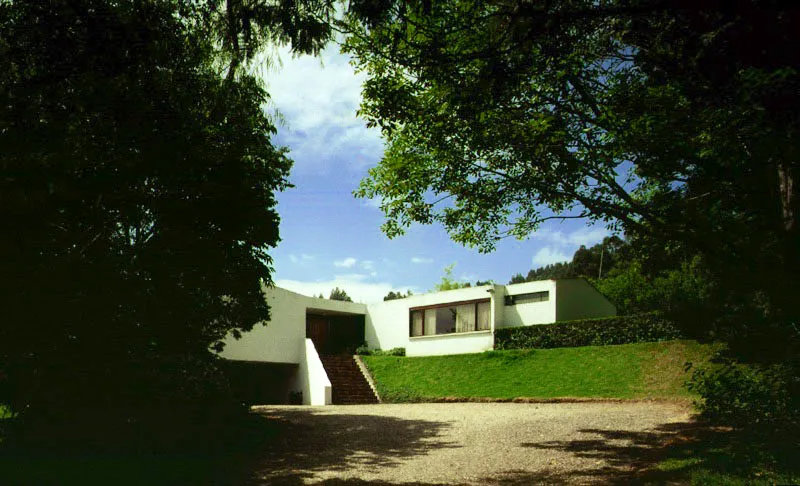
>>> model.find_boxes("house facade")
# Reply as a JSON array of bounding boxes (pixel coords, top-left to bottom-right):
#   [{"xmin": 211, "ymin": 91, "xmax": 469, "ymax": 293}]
[{"xmin": 219, "ymin": 279, "xmax": 615, "ymax": 405}]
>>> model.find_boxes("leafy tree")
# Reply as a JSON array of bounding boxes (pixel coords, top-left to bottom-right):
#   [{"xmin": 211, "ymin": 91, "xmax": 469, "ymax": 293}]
[
  {"xmin": 525, "ymin": 262, "xmax": 576, "ymax": 281},
  {"xmin": 383, "ymin": 290, "xmax": 413, "ymax": 301},
  {"xmin": 329, "ymin": 287, "xmax": 353, "ymax": 302},
  {"xmin": 0, "ymin": 0, "xmax": 334, "ymax": 449},
  {"xmin": 594, "ymin": 255, "xmax": 711, "ymax": 318},
  {"xmin": 508, "ymin": 236, "xmax": 625, "ymax": 283},
  {"xmin": 345, "ymin": 0, "xmax": 799, "ymax": 347},
  {"xmin": 432, "ymin": 263, "xmax": 471, "ymax": 291}
]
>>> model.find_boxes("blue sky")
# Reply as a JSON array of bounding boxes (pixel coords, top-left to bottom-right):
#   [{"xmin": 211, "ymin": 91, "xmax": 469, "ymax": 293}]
[{"xmin": 260, "ymin": 45, "xmax": 611, "ymax": 303}]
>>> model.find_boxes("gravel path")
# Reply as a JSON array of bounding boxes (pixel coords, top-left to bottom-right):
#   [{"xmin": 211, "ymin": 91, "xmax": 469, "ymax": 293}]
[{"xmin": 248, "ymin": 402, "xmax": 696, "ymax": 485}]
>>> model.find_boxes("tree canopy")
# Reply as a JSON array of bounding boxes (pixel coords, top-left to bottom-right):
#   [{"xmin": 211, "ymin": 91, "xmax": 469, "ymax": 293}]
[
  {"xmin": 508, "ymin": 235, "xmax": 626, "ymax": 283},
  {"xmin": 329, "ymin": 287, "xmax": 354, "ymax": 302},
  {"xmin": 0, "ymin": 0, "xmax": 335, "ymax": 448},
  {"xmin": 384, "ymin": 290, "xmax": 413, "ymax": 301},
  {"xmin": 345, "ymin": 0, "xmax": 799, "ymax": 327},
  {"xmin": 431, "ymin": 263, "xmax": 471, "ymax": 291}
]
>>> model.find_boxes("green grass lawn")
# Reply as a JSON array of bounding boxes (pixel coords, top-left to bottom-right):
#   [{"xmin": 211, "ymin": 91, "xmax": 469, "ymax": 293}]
[{"xmin": 363, "ymin": 340, "xmax": 721, "ymax": 402}]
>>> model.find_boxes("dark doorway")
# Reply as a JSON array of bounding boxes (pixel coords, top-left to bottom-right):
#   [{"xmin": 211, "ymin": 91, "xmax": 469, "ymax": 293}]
[
  {"xmin": 218, "ymin": 360, "xmax": 297, "ymax": 405},
  {"xmin": 306, "ymin": 312, "xmax": 365, "ymax": 354}
]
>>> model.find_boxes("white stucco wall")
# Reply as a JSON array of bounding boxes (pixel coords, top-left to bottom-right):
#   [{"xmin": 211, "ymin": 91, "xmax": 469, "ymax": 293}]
[
  {"xmin": 220, "ymin": 279, "xmax": 615, "ymax": 366},
  {"xmin": 364, "ymin": 297, "xmax": 413, "ymax": 351},
  {"xmin": 498, "ymin": 280, "xmax": 558, "ymax": 328},
  {"xmin": 555, "ymin": 279, "xmax": 617, "ymax": 321},
  {"xmin": 290, "ymin": 339, "xmax": 332, "ymax": 406},
  {"xmin": 219, "ymin": 286, "xmax": 367, "ymax": 364},
  {"xmin": 366, "ymin": 285, "xmax": 496, "ymax": 357},
  {"xmin": 407, "ymin": 331, "xmax": 494, "ymax": 357}
]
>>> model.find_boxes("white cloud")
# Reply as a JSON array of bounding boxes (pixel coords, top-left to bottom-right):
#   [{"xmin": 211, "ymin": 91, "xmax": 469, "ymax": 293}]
[
  {"xmin": 411, "ymin": 257, "xmax": 434, "ymax": 264},
  {"xmin": 532, "ymin": 225, "xmax": 610, "ymax": 248},
  {"xmin": 263, "ymin": 45, "xmax": 385, "ymax": 174},
  {"xmin": 289, "ymin": 253, "xmax": 315, "ymax": 264},
  {"xmin": 532, "ymin": 247, "xmax": 571, "ymax": 267},
  {"xmin": 275, "ymin": 277, "xmax": 416, "ymax": 304},
  {"xmin": 334, "ymin": 257, "xmax": 357, "ymax": 268}
]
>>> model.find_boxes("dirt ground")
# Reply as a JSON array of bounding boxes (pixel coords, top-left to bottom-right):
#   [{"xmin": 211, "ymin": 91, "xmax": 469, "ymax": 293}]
[{"xmin": 247, "ymin": 402, "xmax": 697, "ymax": 485}]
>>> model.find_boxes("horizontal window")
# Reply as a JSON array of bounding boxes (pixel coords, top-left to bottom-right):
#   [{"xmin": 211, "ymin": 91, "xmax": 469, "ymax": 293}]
[
  {"xmin": 504, "ymin": 291, "xmax": 549, "ymax": 305},
  {"xmin": 410, "ymin": 299, "xmax": 490, "ymax": 337}
]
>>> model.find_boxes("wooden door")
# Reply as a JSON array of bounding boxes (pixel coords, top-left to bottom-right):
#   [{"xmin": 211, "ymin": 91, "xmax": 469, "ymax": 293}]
[{"xmin": 306, "ymin": 315, "xmax": 330, "ymax": 353}]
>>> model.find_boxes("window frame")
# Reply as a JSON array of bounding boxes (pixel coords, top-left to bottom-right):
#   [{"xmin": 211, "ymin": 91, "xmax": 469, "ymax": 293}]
[
  {"xmin": 505, "ymin": 291, "xmax": 549, "ymax": 305},
  {"xmin": 409, "ymin": 298, "xmax": 491, "ymax": 337}
]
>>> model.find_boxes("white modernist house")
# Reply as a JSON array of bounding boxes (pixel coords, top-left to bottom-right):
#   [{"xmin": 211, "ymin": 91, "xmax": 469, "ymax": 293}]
[{"xmin": 220, "ymin": 279, "xmax": 615, "ymax": 405}]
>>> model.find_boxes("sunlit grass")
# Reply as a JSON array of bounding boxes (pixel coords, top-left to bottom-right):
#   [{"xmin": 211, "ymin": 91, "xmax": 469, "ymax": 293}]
[{"xmin": 363, "ymin": 340, "xmax": 721, "ymax": 402}]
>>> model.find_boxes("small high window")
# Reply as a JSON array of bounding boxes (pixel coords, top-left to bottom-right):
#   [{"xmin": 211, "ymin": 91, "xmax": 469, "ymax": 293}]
[
  {"xmin": 410, "ymin": 299, "xmax": 490, "ymax": 337},
  {"xmin": 505, "ymin": 291, "xmax": 549, "ymax": 305}
]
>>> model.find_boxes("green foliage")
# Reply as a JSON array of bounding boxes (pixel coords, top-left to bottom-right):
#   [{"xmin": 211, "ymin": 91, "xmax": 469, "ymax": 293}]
[
  {"xmin": 363, "ymin": 341, "xmax": 718, "ymax": 402},
  {"xmin": 0, "ymin": 0, "xmax": 334, "ymax": 451},
  {"xmin": 345, "ymin": 0, "xmax": 800, "ymax": 370},
  {"xmin": 432, "ymin": 263, "xmax": 470, "ymax": 291},
  {"xmin": 509, "ymin": 236, "xmax": 627, "ymax": 284},
  {"xmin": 494, "ymin": 313, "xmax": 682, "ymax": 350},
  {"xmin": 356, "ymin": 346, "xmax": 405, "ymax": 357},
  {"xmin": 688, "ymin": 358, "xmax": 800, "ymax": 434},
  {"xmin": 376, "ymin": 347, "xmax": 406, "ymax": 357},
  {"xmin": 328, "ymin": 287, "xmax": 353, "ymax": 302},
  {"xmin": 383, "ymin": 289, "xmax": 413, "ymax": 301},
  {"xmin": 654, "ymin": 429, "xmax": 800, "ymax": 486},
  {"xmin": 594, "ymin": 255, "xmax": 712, "ymax": 317},
  {"xmin": 522, "ymin": 262, "xmax": 575, "ymax": 281}
]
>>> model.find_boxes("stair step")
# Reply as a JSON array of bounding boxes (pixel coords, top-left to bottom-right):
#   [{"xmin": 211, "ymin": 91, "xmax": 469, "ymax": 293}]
[{"xmin": 320, "ymin": 354, "xmax": 378, "ymax": 405}]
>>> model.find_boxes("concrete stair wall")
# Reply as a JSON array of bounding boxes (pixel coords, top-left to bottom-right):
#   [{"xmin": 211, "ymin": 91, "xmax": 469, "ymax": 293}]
[{"xmin": 319, "ymin": 354, "xmax": 379, "ymax": 405}]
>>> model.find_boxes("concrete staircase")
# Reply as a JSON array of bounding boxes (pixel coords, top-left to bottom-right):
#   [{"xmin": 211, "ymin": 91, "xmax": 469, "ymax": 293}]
[{"xmin": 319, "ymin": 354, "xmax": 379, "ymax": 405}]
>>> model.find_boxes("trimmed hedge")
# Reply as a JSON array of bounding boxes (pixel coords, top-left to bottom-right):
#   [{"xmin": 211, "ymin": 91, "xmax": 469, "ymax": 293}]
[
  {"xmin": 494, "ymin": 312, "xmax": 682, "ymax": 350},
  {"xmin": 356, "ymin": 346, "xmax": 406, "ymax": 357}
]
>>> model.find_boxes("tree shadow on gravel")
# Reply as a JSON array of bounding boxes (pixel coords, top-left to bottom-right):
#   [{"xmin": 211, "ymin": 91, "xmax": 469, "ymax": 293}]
[
  {"xmin": 1, "ymin": 407, "xmax": 456, "ymax": 486},
  {"xmin": 248, "ymin": 407, "xmax": 458, "ymax": 485},
  {"xmin": 517, "ymin": 419, "xmax": 800, "ymax": 485}
]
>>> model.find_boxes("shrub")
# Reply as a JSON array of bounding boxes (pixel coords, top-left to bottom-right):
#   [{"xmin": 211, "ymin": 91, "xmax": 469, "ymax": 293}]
[
  {"xmin": 360, "ymin": 347, "xmax": 406, "ymax": 357},
  {"xmin": 688, "ymin": 358, "xmax": 800, "ymax": 434},
  {"xmin": 494, "ymin": 312, "xmax": 682, "ymax": 350}
]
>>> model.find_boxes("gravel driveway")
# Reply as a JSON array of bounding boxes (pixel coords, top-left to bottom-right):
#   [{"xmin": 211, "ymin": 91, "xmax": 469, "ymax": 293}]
[{"xmin": 248, "ymin": 402, "xmax": 696, "ymax": 485}]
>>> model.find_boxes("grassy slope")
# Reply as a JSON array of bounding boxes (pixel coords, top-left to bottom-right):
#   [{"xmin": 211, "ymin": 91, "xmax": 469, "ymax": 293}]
[
  {"xmin": 363, "ymin": 340, "xmax": 720, "ymax": 402},
  {"xmin": 365, "ymin": 340, "xmax": 800, "ymax": 484}
]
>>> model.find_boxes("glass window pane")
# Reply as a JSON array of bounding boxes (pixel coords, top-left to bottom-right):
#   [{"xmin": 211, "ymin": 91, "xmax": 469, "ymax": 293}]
[
  {"xmin": 435, "ymin": 307, "xmax": 456, "ymax": 334},
  {"xmin": 477, "ymin": 301, "xmax": 491, "ymax": 330},
  {"xmin": 424, "ymin": 308, "xmax": 437, "ymax": 335},
  {"xmin": 455, "ymin": 303, "xmax": 476, "ymax": 332},
  {"xmin": 411, "ymin": 310, "xmax": 423, "ymax": 336}
]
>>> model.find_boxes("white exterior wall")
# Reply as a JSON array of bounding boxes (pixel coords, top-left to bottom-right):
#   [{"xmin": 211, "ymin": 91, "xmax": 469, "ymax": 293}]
[
  {"xmin": 407, "ymin": 331, "xmax": 494, "ymax": 357},
  {"xmin": 366, "ymin": 285, "xmax": 496, "ymax": 357},
  {"xmin": 290, "ymin": 339, "xmax": 332, "ymax": 405},
  {"xmin": 364, "ymin": 297, "xmax": 413, "ymax": 351},
  {"xmin": 221, "ymin": 278, "xmax": 616, "ymax": 371},
  {"xmin": 498, "ymin": 280, "xmax": 558, "ymax": 328},
  {"xmin": 220, "ymin": 286, "xmax": 366, "ymax": 364},
  {"xmin": 219, "ymin": 286, "xmax": 306, "ymax": 363},
  {"xmin": 555, "ymin": 279, "xmax": 617, "ymax": 321}
]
